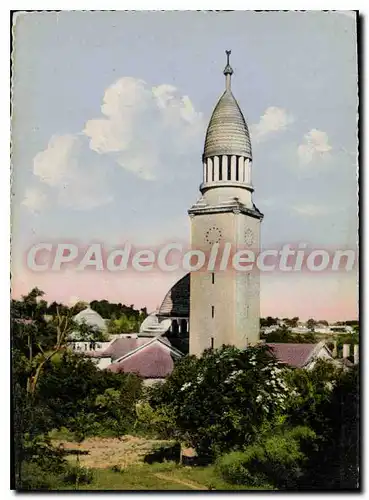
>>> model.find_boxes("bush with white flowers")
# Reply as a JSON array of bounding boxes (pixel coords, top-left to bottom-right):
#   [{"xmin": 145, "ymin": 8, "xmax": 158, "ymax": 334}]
[{"xmin": 148, "ymin": 344, "xmax": 296, "ymax": 457}]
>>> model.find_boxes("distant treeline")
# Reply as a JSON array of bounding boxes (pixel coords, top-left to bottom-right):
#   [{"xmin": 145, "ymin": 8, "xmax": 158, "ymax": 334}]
[{"xmin": 45, "ymin": 299, "xmax": 148, "ymax": 320}]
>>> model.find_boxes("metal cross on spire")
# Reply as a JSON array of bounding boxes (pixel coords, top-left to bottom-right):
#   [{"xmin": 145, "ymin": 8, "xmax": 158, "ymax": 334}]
[
  {"xmin": 226, "ymin": 50, "xmax": 231, "ymax": 65},
  {"xmin": 223, "ymin": 49, "xmax": 233, "ymax": 90}
]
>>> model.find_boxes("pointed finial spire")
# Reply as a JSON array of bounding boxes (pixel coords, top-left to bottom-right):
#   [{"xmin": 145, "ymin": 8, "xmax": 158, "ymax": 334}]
[{"xmin": 223, "ymin": 50, "xmax": 233, "ymax": 90}]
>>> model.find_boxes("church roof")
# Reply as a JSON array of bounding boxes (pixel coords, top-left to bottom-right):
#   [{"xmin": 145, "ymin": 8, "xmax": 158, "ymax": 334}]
[
  {"xmin": 158, "ymin": 273, "xmax": 190, "ymax": 318},
  {"xmin": 203, "ymin": 89, "xmax": 252, "ymax": 160}
]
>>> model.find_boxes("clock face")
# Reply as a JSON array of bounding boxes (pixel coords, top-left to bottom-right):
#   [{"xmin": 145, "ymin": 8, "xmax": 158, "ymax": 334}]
[
  {"xmin": 205, "ymin": 227, "xmax": 223, "ymax": 245},
  {"xmin": 244, "ymin": 228, "xmax": 255, "ymax": 246}
]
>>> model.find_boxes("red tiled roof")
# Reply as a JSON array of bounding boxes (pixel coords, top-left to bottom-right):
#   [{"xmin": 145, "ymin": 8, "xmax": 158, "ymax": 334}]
[
  {"xmin": 107, "ymin": 340, "xmax": 182, "ymax": 378},
  {"xmin": 266, "ymin": 343, "xmax": 318, "ymax": 368},
  {"xmin": 103, "ymin": 337, "xmax": 149, "ymax": 361}
]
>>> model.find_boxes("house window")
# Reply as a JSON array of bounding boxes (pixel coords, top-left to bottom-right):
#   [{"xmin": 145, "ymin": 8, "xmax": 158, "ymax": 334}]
[
  {"xmin": 212, "ymin": 272, "xmax": 215, "ymax": 284},
  {"xmin": 211, "ymin": 337, "xmax": 214, "ymax": 349},
  {"xmin": 212, "ymin": 306, "xmax": 215, "ymax": 318}
]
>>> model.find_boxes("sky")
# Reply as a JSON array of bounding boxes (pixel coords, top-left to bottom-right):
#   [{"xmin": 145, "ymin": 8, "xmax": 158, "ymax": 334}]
[{"xmin": 11, "ymin": 10, "xmax": 358, "ymax": 321}]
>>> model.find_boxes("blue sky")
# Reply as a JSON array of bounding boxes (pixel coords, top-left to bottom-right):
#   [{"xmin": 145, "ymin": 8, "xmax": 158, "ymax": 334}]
[{"xmin": 11, "ymin": 11, "xmax": 358, "ymax": 320}]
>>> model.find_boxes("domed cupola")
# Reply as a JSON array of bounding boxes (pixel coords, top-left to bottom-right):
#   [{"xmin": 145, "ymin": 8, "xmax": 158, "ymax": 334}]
[{"xmin": 202, "ymin": 51, "xmax": 253, "ymax": 191}]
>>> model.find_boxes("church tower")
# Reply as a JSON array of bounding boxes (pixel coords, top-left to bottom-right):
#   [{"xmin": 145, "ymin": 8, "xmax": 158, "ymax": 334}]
[{"xmin": 188, "ymin": 51, "xmax": 263, "ymax": 356}]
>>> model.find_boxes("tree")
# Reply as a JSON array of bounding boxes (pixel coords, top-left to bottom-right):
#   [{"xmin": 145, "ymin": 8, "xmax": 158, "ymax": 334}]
[
  {"xmin": 149, "ymin": 345, "xmax": 292, "ymax": 457},
  {"xmin": 11, "ymin": 289, "xmax": 144, "ymax": 489},
  {"xmin": 294, "ymin": 365, "xmax": 359, "ymax": 489},
  {"xmin": 70, "ymin": 301, "xmax": 89, "ymax": 315},
  {"xmin": 107, "ymin": 314, "xmax": 140, "ymax": 334},
  {"xmin": 70, "ymin": 320, "xmax": 108, "ymax": 343},
  {"xmin": 260, "ymin": 317, "xmax": 278, "ymax": 327},
  {"xmin": 318, "ymin": 320, "xmax": 329, "ymax": 326},
  {"xmin": 306, "ymin": 318, "xmax": 317, "ymax": 331},
  {"xmin": 282, "ymin": 317, "xmax": 299, "ymax": 328}
]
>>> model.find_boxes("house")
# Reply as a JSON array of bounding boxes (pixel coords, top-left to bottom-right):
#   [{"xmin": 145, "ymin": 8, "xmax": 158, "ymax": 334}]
[
  {"xmin": 78, "ymin": 335, "xmax": 183, "ymax": 383},
  {"xmin": 107, "ymin": 336, "xmax": 183, "ymax": 385},
  {"xmin": 265, "ymin": 341, "xmax": 334, "ymax": 370}
]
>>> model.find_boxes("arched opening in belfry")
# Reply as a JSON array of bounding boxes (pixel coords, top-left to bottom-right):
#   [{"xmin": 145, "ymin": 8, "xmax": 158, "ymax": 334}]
[
  {"xmin": 171, "ymin": 319, "xmax": 179, "ymax": 335},
  {"xmin": 227, "ymin": 156, "xmax": 232, "ymax": 180},
  {"xmin": 218, "ymin": 156, "xmax": 223, "ymax": 180},
  {"xmin": 180, "ymin": 319, "xmax": 187, "ymax": 335}
]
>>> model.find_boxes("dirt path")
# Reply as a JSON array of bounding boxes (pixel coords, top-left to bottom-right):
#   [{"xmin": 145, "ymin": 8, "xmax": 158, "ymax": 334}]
[
  {"xmin": 152, "ymin": 473, "xmax": 208, "ymax": 490},
  {"xmin": 53, "ymin": 435, "xmax": 172, "ymax": 469}
]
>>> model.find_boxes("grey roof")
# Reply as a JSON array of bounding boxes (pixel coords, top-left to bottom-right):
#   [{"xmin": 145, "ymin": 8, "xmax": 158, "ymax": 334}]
[
  {"xmin": 73, "ymin": 307, "xmax": 106, "ymax": 330},
  {"xmin": 203, "ymin": 89, "xmax": 252, "ymax": 160},
  {"xmin": 158, "ymin": 274, "xmax": 190, "ymax": 318}
]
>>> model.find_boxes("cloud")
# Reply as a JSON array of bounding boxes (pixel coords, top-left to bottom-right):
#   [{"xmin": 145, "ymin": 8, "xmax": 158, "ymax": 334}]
[
  {"xmin": 250, "ymin": 107, "xmax": 294, "ymax": 143},
  {"xmin": 31, "ymin": 134, "xmax": 113, "ymax": 210},
  {"xmin": 27, "ymin": 77, "xmax": 204, "ymax": 211},
  {"xmin": 21, "ymin": 187, "xmax": 48, "ymax": 213},
  {"xmin": 297, "ymin": 129, "xmax": 332, "ymax": 165},
  {"xmin": 83, "ymin": 77, "xmax": 205, "ymax": 181}
]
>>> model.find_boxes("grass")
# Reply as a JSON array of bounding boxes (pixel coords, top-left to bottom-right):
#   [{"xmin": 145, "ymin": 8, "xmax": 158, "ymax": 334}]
[
  {"xmin": 51, "ymin": 435, "xmax": 273, "ymax": 491},
  {"xmin": 57, "ymin": 462, "xmax": 273, "ymax": 491}
]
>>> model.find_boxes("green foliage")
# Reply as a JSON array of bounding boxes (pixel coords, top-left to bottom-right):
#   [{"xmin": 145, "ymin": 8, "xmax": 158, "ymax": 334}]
[
  {"xmin": 298, "ymin": 366, "xmax": 359, "ymax": 489},
  {"xmin": 306, "ymin": 318, "xmax": 317, "ymax": 330},
  {"xmin": 35, "ymin": 350, "xmax": 142, "ymax": 435},
  {"xmin": 12, "ymin": 288, "xmax": 145, "ymax": 489},
  {"xmin": 148, "ymin": 345, "xmax": 292, "ymax": 457},
  {"xmin": 90, "ymin": 299, "xmax": 147, "ymax": 321},
  {"xmin": 19, "ymin": 461, "xmax": 94, "ymax": 490},
  {"xmin": 19, "ymin": 462, "xmax": 61, "ymax": 490},
  {"xmin": 12, "ymin": 288, "xmax": 359, "ymax": 491},
  {"xmin": 62, "ymin": 464, "xmax": 94, "ymax": 486},
  {"xmin": 260, "ymin": 316, "xmax": 278, "ymax": 327},
  {"xmin": 282, "ymin": 316, "xmax": 300, "ymax": 328},
  {"xmin": 135, "ymin": 401, "xmax": 178, "ymax": 439},
  {"xmin": 336, "ymin": 331, "xmax": 359, "ymax": 350},
  {"xmin": 94, "ymin": 379, "xmax": 142, "ymax": 438},
  {"xmin": 284, "ymin": 359, "xmax": 340, "ymax": 430},
  {"xmin": 70, "ymin": 319, "xmax": 109, "ymax": 342},
  {"xmin": 107, "ymin": 314, "xmax": 142, "ymax": 334},
  {"xmin": 216, "ymin": 426, "xmax": 315, "ymax": 489},
  {"xmin": 262, "ymin": 326, "xmax": 317, "ymax": 343}
]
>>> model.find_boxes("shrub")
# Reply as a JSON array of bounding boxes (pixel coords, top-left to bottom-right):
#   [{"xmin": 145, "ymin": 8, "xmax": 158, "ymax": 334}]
[
  {"xmin": 216, "ymin": 448, "xmax": 270, "ymax": 488},
  {"xmin": 62, "ymin": 464, "xmax": 94, "ymax": 485},
  {"xmin": 18, "ymin": 462, "xmax": 61, "ymax": 490},
  {"xmin": 216, "ymin": 426, "xmax": 316, "ymax": 490},
  {"xmin": 149, "ymin": 345, "xmax": 293, "ymax": 457}
]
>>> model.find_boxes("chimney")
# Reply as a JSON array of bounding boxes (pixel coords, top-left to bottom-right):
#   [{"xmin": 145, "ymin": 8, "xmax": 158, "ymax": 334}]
[
  {"xmin": 342, "ymin": 344, "xmax": 350, "ymax": 359},
  {"xmin": 354, "ymin": 344, "xmax": 359, "ymax": 365}
]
